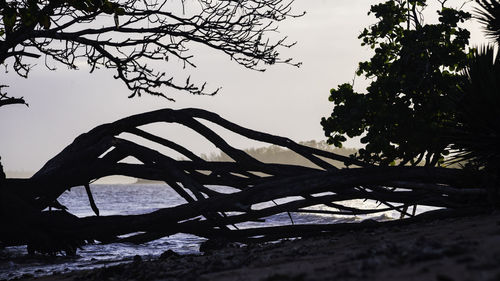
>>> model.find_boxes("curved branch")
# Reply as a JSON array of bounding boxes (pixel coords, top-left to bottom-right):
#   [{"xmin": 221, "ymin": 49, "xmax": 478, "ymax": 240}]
[{"xmin": 1, "ymin": 108, "xmax": 490, "ymax": 253}]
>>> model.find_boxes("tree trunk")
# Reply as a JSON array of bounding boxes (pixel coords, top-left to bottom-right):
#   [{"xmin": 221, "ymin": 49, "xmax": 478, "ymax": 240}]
[{"xmin": 0, "ymin": 108, "xmax": 491, "ymax": 254}]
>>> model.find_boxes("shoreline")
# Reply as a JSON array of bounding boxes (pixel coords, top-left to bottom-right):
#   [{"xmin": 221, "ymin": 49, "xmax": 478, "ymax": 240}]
[{"xmin": 13, "ymin": 211, "xmax": 500, "ymax": 281}]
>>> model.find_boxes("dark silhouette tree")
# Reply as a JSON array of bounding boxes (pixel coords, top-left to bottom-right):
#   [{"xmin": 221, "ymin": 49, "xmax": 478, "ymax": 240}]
[
  {"xmin": 321, "ymin": 0, "xmax": 471, "ymax": 166},
  {"xmin": 0, "ymin": 0, "xmax": 301, "ymax": 106},
  {"xmin": 450, "ymin": 0, "xmax": 500, "ymax": 176}
]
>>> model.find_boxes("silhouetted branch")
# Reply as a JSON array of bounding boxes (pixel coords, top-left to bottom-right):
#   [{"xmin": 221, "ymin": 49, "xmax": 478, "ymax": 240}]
[
  {"xmin": 0, "ymin": 108, "xmax": 491, "ymax": 254},
  {"xmin": 0, "ymin": 85, "xmax": 28, "ymax": 108},
  {"xmin": 1, "ymin": 0, "xmax": 302, "ymax": 100}
]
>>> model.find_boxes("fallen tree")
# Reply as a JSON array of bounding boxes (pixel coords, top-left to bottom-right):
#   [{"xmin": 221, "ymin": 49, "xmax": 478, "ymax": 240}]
[{"xmin": 0, "ymin": 108, "xmax": 494, "ymax": 255}]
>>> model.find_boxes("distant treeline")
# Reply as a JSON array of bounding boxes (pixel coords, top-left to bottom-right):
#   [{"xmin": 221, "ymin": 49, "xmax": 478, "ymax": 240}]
[
  {"xmin": 201, "ymin": 140, "xmax": 357, "ymax": 169},
  {"xmin": 136, "ymin": 140, "xmax": 357, "ymax": 183},
  {"xmin": 4, "ymin": 171, "xmax": 34, "ymax": 178}
]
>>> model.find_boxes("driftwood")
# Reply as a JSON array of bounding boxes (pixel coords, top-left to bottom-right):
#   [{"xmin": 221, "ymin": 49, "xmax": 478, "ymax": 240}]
[{"xmin": 0, "ymin": 108, "xmax": 492, "ymax": 255}]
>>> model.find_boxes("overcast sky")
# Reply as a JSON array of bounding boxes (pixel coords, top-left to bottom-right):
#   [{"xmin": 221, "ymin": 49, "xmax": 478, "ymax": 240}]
[{"xmin": 0, "ymin": 0, "xmax": 486, "ymax": 174}]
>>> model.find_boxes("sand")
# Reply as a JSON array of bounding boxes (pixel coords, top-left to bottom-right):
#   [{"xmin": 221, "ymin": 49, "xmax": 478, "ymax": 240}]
[{"xmin": 14, "ymin": 211, "xmax": 500, "ymax": 281}]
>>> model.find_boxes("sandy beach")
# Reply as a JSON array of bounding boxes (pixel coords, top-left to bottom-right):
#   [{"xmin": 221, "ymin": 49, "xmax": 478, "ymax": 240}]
[{"xmin": 12, "ymin": 210, "xmax": 500, "ymax": 281}]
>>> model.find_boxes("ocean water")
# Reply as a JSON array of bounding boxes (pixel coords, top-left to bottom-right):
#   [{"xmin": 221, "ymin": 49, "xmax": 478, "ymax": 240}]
[{"xmin": 0, "ymin": 184, "xmax": 400, "ymax": 280}]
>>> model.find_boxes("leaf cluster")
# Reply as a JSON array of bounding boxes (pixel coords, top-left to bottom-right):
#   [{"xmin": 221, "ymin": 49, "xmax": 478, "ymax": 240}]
[
  {"xmin": 321, "ymin": 0, "xmax": 471, "ymax": 166},
  {"xmin": 475, "ymin": 0, "xmax": 500, "ymax": 44}
]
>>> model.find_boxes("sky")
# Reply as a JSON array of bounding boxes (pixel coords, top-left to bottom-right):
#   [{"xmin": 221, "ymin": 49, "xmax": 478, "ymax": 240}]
[{"xmin": 0, "ymin": 0, "xmax": 486, "ymax": 175}]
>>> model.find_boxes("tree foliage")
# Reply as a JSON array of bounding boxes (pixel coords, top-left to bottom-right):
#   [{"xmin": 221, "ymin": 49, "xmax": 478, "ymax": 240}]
[
  {"xmin": 0, "ymin": 0, "xmax": 301, "ymax": 105},
  {"xmin": 321, "ymin": 0, "xmax": 471, "ymax": 166},
  {"xmin": 450, "ymin": 0, "xmax": 500, "ymax": 175},
  {"xmin": 451, "ymin": 46, "xmax": 500, "ymax": 171}
]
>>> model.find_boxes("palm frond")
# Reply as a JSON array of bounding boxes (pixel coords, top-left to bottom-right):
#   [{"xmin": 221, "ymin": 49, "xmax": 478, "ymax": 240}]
[
  {"xmin": 475, "ymin": 0, "xmax": 500, "ymax": 44},
  {"xmin": 450, "ymin": 46, "xmax": 500, "ymax": 172}
]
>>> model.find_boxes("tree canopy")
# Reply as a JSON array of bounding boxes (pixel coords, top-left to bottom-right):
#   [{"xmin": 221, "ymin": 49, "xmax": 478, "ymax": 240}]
[
  {"xmin": 321, "ymin": 0, "xmax": 472, "ymax": 166},
  {"xmin": 0, "ymin": 0, "xmax": 301, "ymax": 106}
]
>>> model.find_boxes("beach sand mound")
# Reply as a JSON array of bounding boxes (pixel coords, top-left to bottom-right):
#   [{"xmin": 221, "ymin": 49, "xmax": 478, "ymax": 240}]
[{"xmin": 17, "ymin": 211, "xmax": 500, "ymax": 281}]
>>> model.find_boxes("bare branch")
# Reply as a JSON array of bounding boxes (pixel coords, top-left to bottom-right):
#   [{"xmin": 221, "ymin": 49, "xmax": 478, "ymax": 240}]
[
  {"xmin": 1, "ymin": 0, "xmax": 302, "ymax": 101},
  {"xmin": 0, "ymin": 85, "xmax": 28, "ymax": 108}
]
